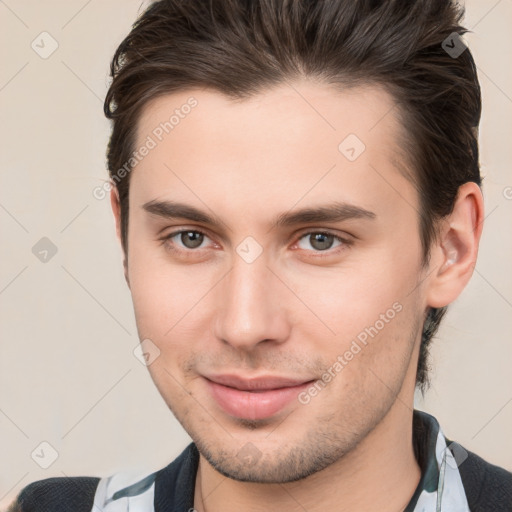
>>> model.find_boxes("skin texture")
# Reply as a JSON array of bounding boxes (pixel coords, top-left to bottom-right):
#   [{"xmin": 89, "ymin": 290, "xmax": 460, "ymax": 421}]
[{"xmin": 110, "ymin": 80, "xmax": 484, "ymax": 512}]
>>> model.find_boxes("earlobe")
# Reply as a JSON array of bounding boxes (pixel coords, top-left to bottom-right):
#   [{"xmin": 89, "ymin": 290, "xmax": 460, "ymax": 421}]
[{"xmin": 426, "ymin": 182, "xmax": 484, "ymax": 308}]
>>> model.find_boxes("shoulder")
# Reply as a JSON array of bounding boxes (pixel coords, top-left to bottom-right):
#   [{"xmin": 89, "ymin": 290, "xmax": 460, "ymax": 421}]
[
  {"xmin": 7, "ymin": 476, "xmax": 100, "ymax": 512},
  {"xmin": 447, "ymin": 439, "xmax": 512, "ymax": 511}
]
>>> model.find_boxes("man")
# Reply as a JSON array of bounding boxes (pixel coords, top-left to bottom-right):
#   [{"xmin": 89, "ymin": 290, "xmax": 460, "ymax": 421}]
[{"xmin": 10, "ymin": 0, "xmax": 512, "ymax": 510}]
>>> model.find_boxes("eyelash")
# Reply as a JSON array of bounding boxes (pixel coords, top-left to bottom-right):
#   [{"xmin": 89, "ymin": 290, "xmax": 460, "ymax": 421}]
[{"xmin": 159, "ymin": 228, "xmax": 352, "ymax": 259}]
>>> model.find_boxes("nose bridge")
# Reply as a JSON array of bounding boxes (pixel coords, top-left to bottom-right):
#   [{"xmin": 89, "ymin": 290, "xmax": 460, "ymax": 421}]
[{"xmin": 214, "ymin": 249, "xmax": 288, "ymax": 349}]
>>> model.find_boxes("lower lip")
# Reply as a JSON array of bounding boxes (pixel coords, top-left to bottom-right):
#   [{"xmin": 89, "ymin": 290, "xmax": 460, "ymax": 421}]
[{"xmin": 204, "ymin": 378, "xmax": 313, "ymax": 421}]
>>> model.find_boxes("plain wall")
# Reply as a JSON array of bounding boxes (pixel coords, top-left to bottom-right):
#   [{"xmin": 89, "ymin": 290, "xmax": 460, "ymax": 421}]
[{"xmin": 1, "ymin": 0, "xmax": 511, "ymax": 507}]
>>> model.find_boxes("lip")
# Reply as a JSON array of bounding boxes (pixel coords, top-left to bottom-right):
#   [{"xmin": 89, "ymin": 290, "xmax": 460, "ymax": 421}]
[{"xmin": 203, "ymin": 374, "xmax": 315, "ymax": 421}]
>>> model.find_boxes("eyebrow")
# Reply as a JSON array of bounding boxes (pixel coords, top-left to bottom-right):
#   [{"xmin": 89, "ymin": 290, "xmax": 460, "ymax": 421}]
[{"xmin": 142, "ymin": 199, "xmax": 376, "ymax": 231}]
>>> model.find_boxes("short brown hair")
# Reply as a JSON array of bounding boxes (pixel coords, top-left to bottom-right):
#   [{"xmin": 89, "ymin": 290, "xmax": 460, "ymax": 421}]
[{"xmin": 104, "ymin": 0, "xmax": 482, "ymax": 390}]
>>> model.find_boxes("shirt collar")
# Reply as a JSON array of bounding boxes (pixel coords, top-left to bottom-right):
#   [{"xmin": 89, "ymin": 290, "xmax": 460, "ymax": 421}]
[{"xmin": 406, "ymin": 409, "xmax": 470, "ymax": 511}]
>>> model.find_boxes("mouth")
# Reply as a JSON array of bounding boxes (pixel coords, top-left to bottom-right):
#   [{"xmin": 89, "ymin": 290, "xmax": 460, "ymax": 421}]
[{"xmin": 202, "ymin": 374, "xmax": 315, "ymax": 421}]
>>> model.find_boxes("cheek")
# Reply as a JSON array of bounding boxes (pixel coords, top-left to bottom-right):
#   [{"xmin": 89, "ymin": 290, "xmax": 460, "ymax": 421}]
[
  {"xmin": 302, "ymin": 296, "xmax": 421, "ymax": 420},
  {"xmin": 127, "ymin": 242, "xmax": 184, "ymax": 337},
  {"xmin": 285, "ymin": 249, "xmax": 419, "ymax": 343},
  {"xmin": 127, "ymin": 240, "xmax": 221, "ymax": 361},
  {"xmin": 285, "ymin": 250, "xmax": 423, "ymax": 400},
  {"xmin": 130, "ymin": 273, "xmax": 196, "ymax": 342}
]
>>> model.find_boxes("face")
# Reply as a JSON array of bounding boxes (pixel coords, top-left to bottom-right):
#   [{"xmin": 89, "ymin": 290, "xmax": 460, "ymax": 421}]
[{"xmin": 120, "ymin": 81, "xmax": 431, "ymax": 483}]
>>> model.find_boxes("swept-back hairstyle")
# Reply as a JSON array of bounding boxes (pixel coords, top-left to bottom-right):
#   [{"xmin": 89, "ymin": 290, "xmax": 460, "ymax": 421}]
[{"xmin": 104, "ymin": 0, "xmax": 482, "ymax": 390}]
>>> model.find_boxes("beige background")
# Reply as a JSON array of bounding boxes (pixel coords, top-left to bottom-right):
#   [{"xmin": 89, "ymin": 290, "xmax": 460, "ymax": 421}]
[{"xmin": 1, "ymin": 0, "xmax": 511, "ymax": 507}]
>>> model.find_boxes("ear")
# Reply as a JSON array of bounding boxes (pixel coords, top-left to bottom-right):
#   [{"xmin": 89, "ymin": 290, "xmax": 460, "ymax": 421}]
[
  {"xmin": 426, "ymin": 182, "xmax": 484, "ymax": 308},
  {"xmin": 110, "ymin": 185, "xmax": 130, "ymax": 289}
]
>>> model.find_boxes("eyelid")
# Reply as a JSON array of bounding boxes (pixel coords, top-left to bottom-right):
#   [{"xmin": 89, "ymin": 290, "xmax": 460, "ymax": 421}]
[{"xmin": 293, "ymin": 227, "xmax": 352, "ymax": 241}]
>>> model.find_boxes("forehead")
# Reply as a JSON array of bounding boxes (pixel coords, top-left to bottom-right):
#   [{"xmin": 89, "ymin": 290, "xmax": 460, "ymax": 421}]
[
  {"xmin": 136, "ymin": 80, "xmax": 403, "ymax": 154},
  {"xmin": 130, "ymin": 80, "xmax": 416, "ymax": 227}
]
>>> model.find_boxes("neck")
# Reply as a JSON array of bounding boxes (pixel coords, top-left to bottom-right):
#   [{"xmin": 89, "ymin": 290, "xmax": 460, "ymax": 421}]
[{"xmin": 193, "ymin": 401, "xmax": 421, "ymax": 512}]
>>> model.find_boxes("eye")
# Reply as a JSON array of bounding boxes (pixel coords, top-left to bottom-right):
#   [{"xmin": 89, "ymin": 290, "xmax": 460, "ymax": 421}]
[
  {"xmin": 159, "ymin": 228, "xmax": 351, "ymax": 258},
  {"xmin": 294, "ymin": 231, "xmax": 349, "ymax": 254},
  {"xmin": 162, "ymin": 229, "xmax": 212, "ymax": 252}
]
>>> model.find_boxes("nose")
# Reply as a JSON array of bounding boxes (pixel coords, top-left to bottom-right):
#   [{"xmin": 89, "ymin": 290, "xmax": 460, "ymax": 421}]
[{"xmin": 213, "ymin": 251, "xmax": 291, "ymax": 352}]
